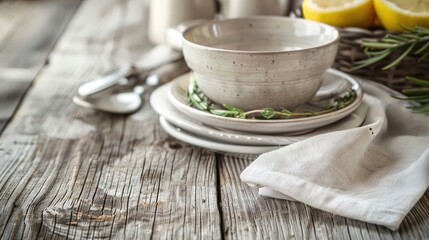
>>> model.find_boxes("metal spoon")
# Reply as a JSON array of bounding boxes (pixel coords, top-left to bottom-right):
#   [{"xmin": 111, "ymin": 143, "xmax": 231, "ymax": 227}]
[
  {"xmin": 73, "ymin": 92, "xmax": 141, "ymax": 114},
  {"xmin": 77, "ymin": 44, "xmax": 183, "ymax": 100},
  {"xmin": 73, "ymin": 59, "xmax": 189, "ymax": 114}
]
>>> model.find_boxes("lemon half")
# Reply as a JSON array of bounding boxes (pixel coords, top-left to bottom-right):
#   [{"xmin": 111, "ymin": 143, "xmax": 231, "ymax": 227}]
[
  {"xmin": 302, "ymin": 0, "xmax": 375, "ymax": 28},
  {"xmin": 374, "ymin": 0, "xmax": 429, "ymax": 32}
]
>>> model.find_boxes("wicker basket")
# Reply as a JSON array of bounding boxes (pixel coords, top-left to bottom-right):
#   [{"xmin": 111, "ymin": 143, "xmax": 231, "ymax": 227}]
[{"xmin": 291, "ymin": 5, "xmax": 429, "ymax": 91}]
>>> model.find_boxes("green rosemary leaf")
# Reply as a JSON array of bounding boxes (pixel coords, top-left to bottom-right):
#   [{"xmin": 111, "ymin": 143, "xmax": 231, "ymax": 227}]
[
  {"xmin": 381, "ymin": 38, "xmax": 399, "ymax": 44},
  {"xmin": 222, "ymin": 103, "xmax": 244, "ymax": 113},
  {"xmin": 391, "ymin": 94, "xmax": 429, "ymax": 100},
  {"xmin": 399, "ymin": 23, "xmax": 417, "ymax": 33},
  {"xmin": 406, "ymin": 76, "xmax": 429, "ymax": 87},
  {"xmin": 382, "ymin": 43, "xmax": 416, "ymax": 70},
  {"xmin": 408, "ymin": 103, "xmax": 429, "ymax": 113},
  {"xmin": 364, "ymin": 48, "xmax": 391, "ymax": 57},
  {"xmin": 280, "ymin": 109, "xmax": 291, "ymax": 118},
  {"xmin": 402, "ymin": 88, "xmax": 429, "ymax": 96},
  {"xmin": 210, "ymin": 109, "xmax": 238, "ymax": 118},
  {"xmin": 401, "ymin": 34, "xmax": 421, "ymax": 40},
  {"xmin": 209, "ymin": 109, "xmax": 229, "ymax": 115},
  {"xmin": 418, "ymin": 50, "xmax": 429, "ymax": 62},
  {"xmin": 416, "ymin": 26, "xmax": 429, "ymax": 34},
  {"xmin": 416, "ymin": 98, "xmax": 429, "ymax": 104},
  {"xmin": 188, "ymin": 78, "xmax": 197, "ymax": 92},
  {"xmin": 236, "ymin": 112, "xmax": 247, "ymax": 119},
  {"xmin": 222, "ymin": 103, "xmax": 234, "ymax": 110},
  {"xmin": 384, "ymin": 33, "xmax": 409, "ymax": 42},
  {"xmin": 360, "ymin": 42, "xmax": 398, "ymax": 49},
  {"xmin": 190, "ymin": 95, "xmax": 209, "ymax": 111},
  {"xmin": 304, "ymin": 110, "xmax": 316, "ymax": 116},
  {"xmin": 351, "ymin": 51, "xmax": 391, "ymax": 70},
  {"xmin": 261, "ymin": 108, "xmax": 276, "ymax": 119},
  {"xmin": 414, "ymin": 40, "xmax": 429, "ymax": 54},
  {"xmin": 210, "ymin": 109, "xmax": 240, "ymax": 118}
]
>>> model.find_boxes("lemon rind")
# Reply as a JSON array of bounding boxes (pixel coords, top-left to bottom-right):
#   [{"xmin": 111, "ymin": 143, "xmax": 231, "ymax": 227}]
[{"xmin": 305, "ymin": 0, "xmax": 370, "ymax": 12}]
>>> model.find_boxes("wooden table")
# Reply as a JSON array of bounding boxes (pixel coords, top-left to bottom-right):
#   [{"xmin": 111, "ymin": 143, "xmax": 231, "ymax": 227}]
[{"xmin": 1, "ymin": 0, "xmax": 429, "ymax": 239}]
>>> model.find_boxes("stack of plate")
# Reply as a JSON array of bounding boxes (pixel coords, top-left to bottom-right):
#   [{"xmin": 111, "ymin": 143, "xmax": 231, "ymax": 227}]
[{"xmin": 150, "ymin": 68, "xmax": 365, "ymax": 155}]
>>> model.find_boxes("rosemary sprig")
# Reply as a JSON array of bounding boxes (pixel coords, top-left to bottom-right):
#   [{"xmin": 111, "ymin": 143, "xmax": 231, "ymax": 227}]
[
  {"xmin": 352, "ymin": 25, "xmax": 429, "ymax": 113},
  {"xmin": 186, "ymin": 78, "xmax": 357, "ymax": 120},
  {"xmin": 391, "ymin": 76, "xmax": 429, "ymax": 113},
  {"xmin": 352, "ymin": 25, "xmax": 429, "ymax": 71}
]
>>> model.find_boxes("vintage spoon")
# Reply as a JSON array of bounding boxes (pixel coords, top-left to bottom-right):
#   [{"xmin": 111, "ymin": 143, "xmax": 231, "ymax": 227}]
[
  {"xmin": 77, "ymin": 44, "xmax": 183, "ymax": 100},
  {"xmin": 73, "ymin": 92, "xmax": 141, "ymax": 114},
  {"xmin": 73, "ymin": 59, "xmax": 189, "ymax": 114}
]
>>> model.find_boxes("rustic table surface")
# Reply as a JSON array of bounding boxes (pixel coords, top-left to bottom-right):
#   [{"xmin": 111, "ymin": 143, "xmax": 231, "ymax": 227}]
[{"xmin": 1, "ymin": 0, "xmax": 429, "ymax": 239}]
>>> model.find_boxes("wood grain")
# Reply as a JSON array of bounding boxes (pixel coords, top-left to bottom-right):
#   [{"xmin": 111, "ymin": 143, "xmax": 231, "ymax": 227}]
[
  {"xmin": 0, "ymin": 0, "xmax": 81, "ymax": 132},
  {"xmin": 0, "ymin": 0, "xmax": 220, "ymax": 239},
  {"xmin": 218, "ymin": 155, "xmax": 429, "ymax": 239}
]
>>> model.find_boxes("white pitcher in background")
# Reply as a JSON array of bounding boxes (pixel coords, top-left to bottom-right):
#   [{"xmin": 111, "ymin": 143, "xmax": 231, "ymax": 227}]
[
  {"xmin": 148, "ymin": 0, "xmax": 216, "ymax": 44},
  {"xmin": 220, "ymin": 0, "xmax": 290, "ymax": 18}
]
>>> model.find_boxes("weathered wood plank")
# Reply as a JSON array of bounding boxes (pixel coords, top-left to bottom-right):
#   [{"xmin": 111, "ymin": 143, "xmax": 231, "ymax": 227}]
[
  {"xmin": 219, "ymin": 155, "xmax": 429, "ymax": 239},
  {"xmin": 0, "ymin": 79, "xmax": 31, "ymax": 131},
  {"xmin": 0, "ymin": 0, "xmax": 81, "ymax": 133},
  {"xmin": 218, "ymin": 156, "xmax": 314, "ymax": 239},
  {"xmin": 0, "ymin": 0, "xmax": 80, "ymax": 69},
  {"xmin": 0, "ymin": 0, "xmax": 221, "ymax": 239}
]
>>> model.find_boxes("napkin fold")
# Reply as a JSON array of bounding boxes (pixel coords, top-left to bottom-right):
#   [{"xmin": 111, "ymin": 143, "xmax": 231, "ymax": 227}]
[{"xmin": 240, "ymin": 80, "xmax": 429, "ymax": 231}]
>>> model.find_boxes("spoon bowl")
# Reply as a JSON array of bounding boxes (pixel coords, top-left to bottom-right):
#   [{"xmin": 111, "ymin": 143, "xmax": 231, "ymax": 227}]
[{"xmin": 73, "ymin": 92, "xmax": 142, "ymax": 114}]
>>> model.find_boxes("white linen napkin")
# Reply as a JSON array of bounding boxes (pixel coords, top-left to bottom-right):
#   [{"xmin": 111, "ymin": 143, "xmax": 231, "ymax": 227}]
[{"xmin": 240, "ymin": 79, "xmax": 429, "ymax": 231}]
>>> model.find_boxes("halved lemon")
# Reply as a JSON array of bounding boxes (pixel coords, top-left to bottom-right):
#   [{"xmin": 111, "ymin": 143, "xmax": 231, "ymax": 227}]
[
  {"xmin": 374, "ymin": 0, "xmax": 429, "ymax": 32},
  {"xmin": 302, "ymin": 0, "xmax": 375, "ymax": 28}
]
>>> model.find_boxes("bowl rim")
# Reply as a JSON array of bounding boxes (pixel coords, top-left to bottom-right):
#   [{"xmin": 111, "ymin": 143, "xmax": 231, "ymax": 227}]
[{"xmin": 182, "ymin": 16, "xmax": 340, "ymax": 54}]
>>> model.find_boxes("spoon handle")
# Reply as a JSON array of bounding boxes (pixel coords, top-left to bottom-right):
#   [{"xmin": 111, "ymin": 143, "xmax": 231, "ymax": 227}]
[
  {"xmin": 77, "ymin": 45, "xmax": 182, "ymax": 99},
  {"xmin": 77, "ymin": 63, "xmax": 136, "ymax": 99},
  {"xmin": 146, "ymin": 59, "xmax": 190, "ymax": 87},
  {"xmin": 134, "ymin": 59, "xmax": 190, "ymax": 96}
]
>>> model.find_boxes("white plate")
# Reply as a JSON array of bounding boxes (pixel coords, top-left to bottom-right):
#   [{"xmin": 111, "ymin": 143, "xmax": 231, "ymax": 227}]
[
  {"xmin": 150, "ymin": 81, "xmax": 369, "ymax": 146},
  {"xmin": 167, "ymin": 68, "xmax": 364, "ymax": 134},
  {"xmin": 159, "ymin": 117, "xmax": 279, "ymax": 155}
]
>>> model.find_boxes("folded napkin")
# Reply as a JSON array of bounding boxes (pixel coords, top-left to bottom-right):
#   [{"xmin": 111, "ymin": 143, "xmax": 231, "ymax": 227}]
[{"xmin": 240, "ymin": 79, "xmax": 429, "ymax": 231}]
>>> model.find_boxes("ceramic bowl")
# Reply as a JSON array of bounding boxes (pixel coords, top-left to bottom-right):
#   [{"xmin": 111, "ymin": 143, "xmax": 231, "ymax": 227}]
[{"xmin": 182, "ymin": 16, "xmax": 339, "ymax": 110}]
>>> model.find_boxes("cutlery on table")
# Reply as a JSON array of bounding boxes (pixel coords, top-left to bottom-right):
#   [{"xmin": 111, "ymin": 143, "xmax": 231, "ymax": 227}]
[
  {"xmin": 77, "ymin": 44, "xmax": 183, "ymax": 100},
  {"xmin": 73, "ymin": 20, "xmax": 209, "ymax": 114},
  {"xmin": 73, "ymin": 59, "xmax": 189, "ymax": 114}
]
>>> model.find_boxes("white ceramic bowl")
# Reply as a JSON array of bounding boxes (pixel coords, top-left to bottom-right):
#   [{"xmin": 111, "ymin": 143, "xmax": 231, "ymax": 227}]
[{"xmin": 182, "ymin": 16, "xmax": 339, "ymax": 110}]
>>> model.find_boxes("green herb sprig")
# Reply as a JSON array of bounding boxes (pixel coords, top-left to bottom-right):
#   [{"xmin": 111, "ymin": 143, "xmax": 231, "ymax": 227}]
[
  {"xmin": 392, "ymin": 76, "xmax": 429, "ymax": 113},
  {"xmin": 186, "ymin": 78, "xmax": 357, "ymax": 120},
  {"xmin": 352, "ymin": 25, "xmax": 429, "ymax": 71},
  {"xmin": 352, "ymin": 25, "xmax": 429, "ymax": 113}
]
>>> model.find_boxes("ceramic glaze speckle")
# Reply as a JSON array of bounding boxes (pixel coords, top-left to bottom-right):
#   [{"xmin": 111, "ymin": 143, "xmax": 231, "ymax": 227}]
[{"xmin": 182, "ymin": 17, "xmax": 339, "ymax": 110}]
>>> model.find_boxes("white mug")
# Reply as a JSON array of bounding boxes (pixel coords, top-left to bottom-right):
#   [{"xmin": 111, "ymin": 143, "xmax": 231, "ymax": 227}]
[
  {"xmin": 220, "ymin": 0, "xmax": 290, "ymax": 18},
  {"xmin": 148, "ymin": 0, "xmax": 216, "ymax": 44}
]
